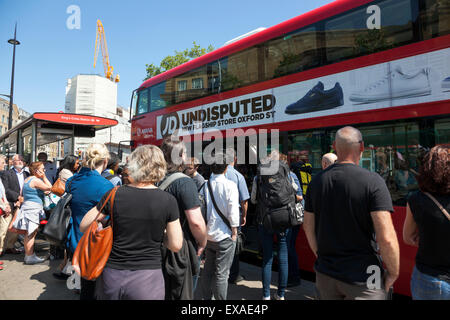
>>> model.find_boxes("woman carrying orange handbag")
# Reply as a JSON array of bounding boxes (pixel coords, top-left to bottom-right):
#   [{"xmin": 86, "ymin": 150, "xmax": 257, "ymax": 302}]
[{"xmin": 79, "ymin": 145, "xmax": 183, "ymax": 300}]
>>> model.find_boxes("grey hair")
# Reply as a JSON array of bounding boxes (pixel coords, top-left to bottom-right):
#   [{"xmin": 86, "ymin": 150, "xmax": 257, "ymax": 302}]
[
  {"xmin": 336, "ymin": 126, "xmax": 362, "ymax": 144},
  {"xmin": 322, "ymin": 153, "xmax": 337, "ymax": 168},
  {"xmin": 12, "ymin": 154, "xmax": 24, "ymax": 162},
  {"xmin": 127, "ymin": 145, "xmax": 167, "ymax": 184}
]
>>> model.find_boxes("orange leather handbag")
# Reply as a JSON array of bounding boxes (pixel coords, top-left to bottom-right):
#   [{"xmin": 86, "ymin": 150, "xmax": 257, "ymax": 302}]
[
  {"xmin": 72, "ymin": 186, "xmax": 119, "ymax": 280},
  {"xmin": 51, "ymin": 178, "xmax": 66, "ymax": 197}
]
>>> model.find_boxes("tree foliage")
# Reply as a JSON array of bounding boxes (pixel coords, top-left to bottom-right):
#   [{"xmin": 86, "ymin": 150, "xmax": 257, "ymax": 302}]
[{"xmin": 144, "ymin": 41, "xmax": 214, "ymax": 80}]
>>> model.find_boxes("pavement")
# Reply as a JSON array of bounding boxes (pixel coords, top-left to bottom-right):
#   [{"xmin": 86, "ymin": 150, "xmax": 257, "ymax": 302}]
[{"xmin": 0, "ymin": 239, "xmax": 316, "ymax": 300}]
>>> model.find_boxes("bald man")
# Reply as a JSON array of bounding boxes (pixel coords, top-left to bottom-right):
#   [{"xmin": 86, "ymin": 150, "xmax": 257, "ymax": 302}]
[
  {"xmin": 303, "ymin": 126, "xmax": 399, "ymax": 300},
  {"xmin": 321, "ymin": 153, "xmax": 337, "ymax": 170}
]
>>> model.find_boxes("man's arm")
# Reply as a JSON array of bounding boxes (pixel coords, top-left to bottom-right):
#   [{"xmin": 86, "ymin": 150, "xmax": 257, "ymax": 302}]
[
  {"xmin": 370, "ymin": 210, "xmax": 400, "ymax": 292},
  {"xmin": 228, "ymin": 183, "xmax": 240, "ymax": 240},
  {"xmin": 165, "ymin": 219, "xmax": 183, "ymax": 253},
  {"xmin": 250, "ymin": 177, "xmax": 257, "ymax": 204},
  {"xmin": 176, "ymin": 178, "xmax": 207, "ymax": 256},
  {"xmin": 303, "ymin": 211, "xmax": 318, "ymax": 258},
  {"xmin": 240, "ymin": 200, "xmax": 248, "ymax": 226},
  {"xmin": 236, "ymin": 173, "xmax": 250, "ymax": 226},
  {"xmin": 185, "ymin": 206, "xmax": 207, "ymax": 256},
  {"xmin": 291, "ymin": 173, "xmax": 304, "ymax": 203}
]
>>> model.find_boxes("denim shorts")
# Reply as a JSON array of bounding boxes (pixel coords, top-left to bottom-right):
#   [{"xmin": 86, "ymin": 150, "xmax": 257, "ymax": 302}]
[{"xmin": 411, "ymin": 266, "xmax": 450, "ymax": 300}]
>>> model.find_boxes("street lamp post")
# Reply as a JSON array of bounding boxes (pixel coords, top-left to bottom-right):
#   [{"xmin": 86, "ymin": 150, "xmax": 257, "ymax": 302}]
[{"xmin": 8, "ymin": 23, "xmax": 20, "ymax": 131}]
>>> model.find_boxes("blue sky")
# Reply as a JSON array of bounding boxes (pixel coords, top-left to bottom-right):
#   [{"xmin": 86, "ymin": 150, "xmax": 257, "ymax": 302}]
[{"xmin": 0, "ymin": 0, "xmax": 333, "ymax": 115}]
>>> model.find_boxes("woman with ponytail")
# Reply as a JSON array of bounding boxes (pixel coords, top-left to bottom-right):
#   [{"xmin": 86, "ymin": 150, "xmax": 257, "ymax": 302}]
[{"xmin": 66, "ymin": 143, "xmax": 114, "ymax": 300}]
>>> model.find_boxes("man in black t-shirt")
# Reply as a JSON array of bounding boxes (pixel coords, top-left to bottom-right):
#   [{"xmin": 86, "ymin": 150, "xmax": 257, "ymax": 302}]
[
  {"xmin": 160, "ymin": 136, "xmax": 207, "ymax": 300},
  {"xmin": 303, "ymin": 126, "xmax": 400, "ymax": 300}
]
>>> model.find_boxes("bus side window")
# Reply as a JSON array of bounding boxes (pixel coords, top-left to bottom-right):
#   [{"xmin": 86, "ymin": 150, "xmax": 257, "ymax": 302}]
[
  {"xmin": 220, "ymin": 47, "xmax": 259, "ymax": 92},
  {"xmin": 265, "ymin": 25, "xmax": 319, "ymax": 80},
  {"xmin": 324, "ymin": 0, "xmax": 415, "ymax": 64},
  {"xmin": 435, "ymin": 119, "xmax": 450, "ymax": 146},
  {"xmin": 174, "ymin": 66, "xmax": 207, "ymax": 104},
  {"xmin": 359, "ymin": 122, "xmax": 421, "ymax": 206},
  {"xmin": 419, "ymin": 0, "xmax": 450, "ymax": 40},
  {"xmin": 150, "ymin": 81, "xmax": 168, "ymax": 111}
]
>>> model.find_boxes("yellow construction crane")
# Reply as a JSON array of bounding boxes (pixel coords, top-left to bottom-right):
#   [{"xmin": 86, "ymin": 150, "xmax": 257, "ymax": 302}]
[{"xmin": 94, "ymin": 20, "xmax": 120, "ymax": 83}]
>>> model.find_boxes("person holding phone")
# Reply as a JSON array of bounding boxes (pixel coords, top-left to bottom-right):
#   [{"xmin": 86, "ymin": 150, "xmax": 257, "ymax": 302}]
[{"xmin": 16, "ymin": 162, "xmax": 52, "ymax": 264}]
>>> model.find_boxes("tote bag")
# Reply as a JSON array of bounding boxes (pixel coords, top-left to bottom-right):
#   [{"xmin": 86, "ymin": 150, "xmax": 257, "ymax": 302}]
[{"xmin": 72, "ymin": 186, "xmax": 118, "ymax": 281}]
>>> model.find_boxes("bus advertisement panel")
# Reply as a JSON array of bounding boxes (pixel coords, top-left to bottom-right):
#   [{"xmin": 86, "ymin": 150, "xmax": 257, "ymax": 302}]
[{"xmin": 155, "ymin": 47, "xmax": 450, "ymax": 140}]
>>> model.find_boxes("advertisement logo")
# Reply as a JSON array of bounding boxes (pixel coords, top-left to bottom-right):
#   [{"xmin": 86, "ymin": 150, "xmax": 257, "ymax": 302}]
[
  {"xmin": 159, "ymin": 112, "xmax": 180, "ymax": 138},
  {"xmin": 156, "ymin": 93, "xmax": 276, "ymax": 139}
]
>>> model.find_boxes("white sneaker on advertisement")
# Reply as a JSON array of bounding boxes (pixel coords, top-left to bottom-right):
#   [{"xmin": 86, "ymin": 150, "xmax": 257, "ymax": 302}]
[
  {"xmin": 262, "ymin": 296, "xmax": 271, "ymax": 300},
  {"xmin": 350, "ymin": 67, "xmax": 431, "ymax": 103},
  {"xmin": 24, "ymin": 253, "xmax": 46, "ymax": 265}
]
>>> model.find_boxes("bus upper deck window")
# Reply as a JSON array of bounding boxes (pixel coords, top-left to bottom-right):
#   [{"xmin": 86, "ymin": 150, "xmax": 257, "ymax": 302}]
[
  {"xmin": 325, "ymin": 0, "xmax": 414, "ymax": 64},
  {"xmin": 420, "ymin": 0, "xmax": 450, "ymax": 40}
]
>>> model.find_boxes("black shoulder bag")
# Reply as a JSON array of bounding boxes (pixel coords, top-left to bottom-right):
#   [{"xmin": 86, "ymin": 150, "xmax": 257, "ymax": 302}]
[
  {"xmin": 207, "ymin": 180, "xmax": 245, "ymax": 256},
  {"xmin": 43, "ymin": 179, "xmax": 74, "ymax": 246}
]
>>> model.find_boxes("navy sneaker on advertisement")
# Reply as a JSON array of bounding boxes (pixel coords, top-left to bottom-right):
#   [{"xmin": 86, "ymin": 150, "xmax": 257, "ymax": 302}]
[
  {"xmin": 285, "ymin": 81, "xmax": 344, "ymax": 115},
  {"xmin": 442, "ymin": 77, "xmax": 450, "ymax": 91}
]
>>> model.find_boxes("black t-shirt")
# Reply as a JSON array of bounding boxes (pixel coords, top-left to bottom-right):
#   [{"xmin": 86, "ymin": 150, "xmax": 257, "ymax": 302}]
[
  {"xmin": 408, "ymin": 191, "xmax": 450, "ymax": 281},
  {"xmin": 305, "ymin": 163, "xmax": 394, "ymax": 285},
  {"xmin": 96, "ymin": 185, "xmax": 179, "ymax": 270},
  {"xmin": 163, "ymin": 173, "xmax": 201, "ymax": 246}
]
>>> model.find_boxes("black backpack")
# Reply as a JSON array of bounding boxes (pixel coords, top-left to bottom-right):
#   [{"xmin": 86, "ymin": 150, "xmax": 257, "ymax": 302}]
[
  {"xmin": 257, "ymin": 160, "xmax": 296, "ymax": 232},
  {"xmin": 42, "ymin": 180, "xmax": 73, "ymax": 246}
]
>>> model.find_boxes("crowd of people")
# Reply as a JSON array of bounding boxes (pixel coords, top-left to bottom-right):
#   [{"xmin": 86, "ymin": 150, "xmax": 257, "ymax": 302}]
[{"xmin": 0, "ymin": 125, "xmax": 448, "ymax": 301}]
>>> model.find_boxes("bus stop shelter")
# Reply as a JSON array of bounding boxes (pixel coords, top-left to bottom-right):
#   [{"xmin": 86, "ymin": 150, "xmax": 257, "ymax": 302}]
[{"xmin": 0, "ymin": 112, "xmax": 118, "ymax": 162}]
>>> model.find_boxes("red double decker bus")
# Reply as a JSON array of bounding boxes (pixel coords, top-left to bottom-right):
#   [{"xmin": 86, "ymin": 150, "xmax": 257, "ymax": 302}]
[{"xmin": 130, "ymin": 0, "xmax": 450, "ymax": 297}]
